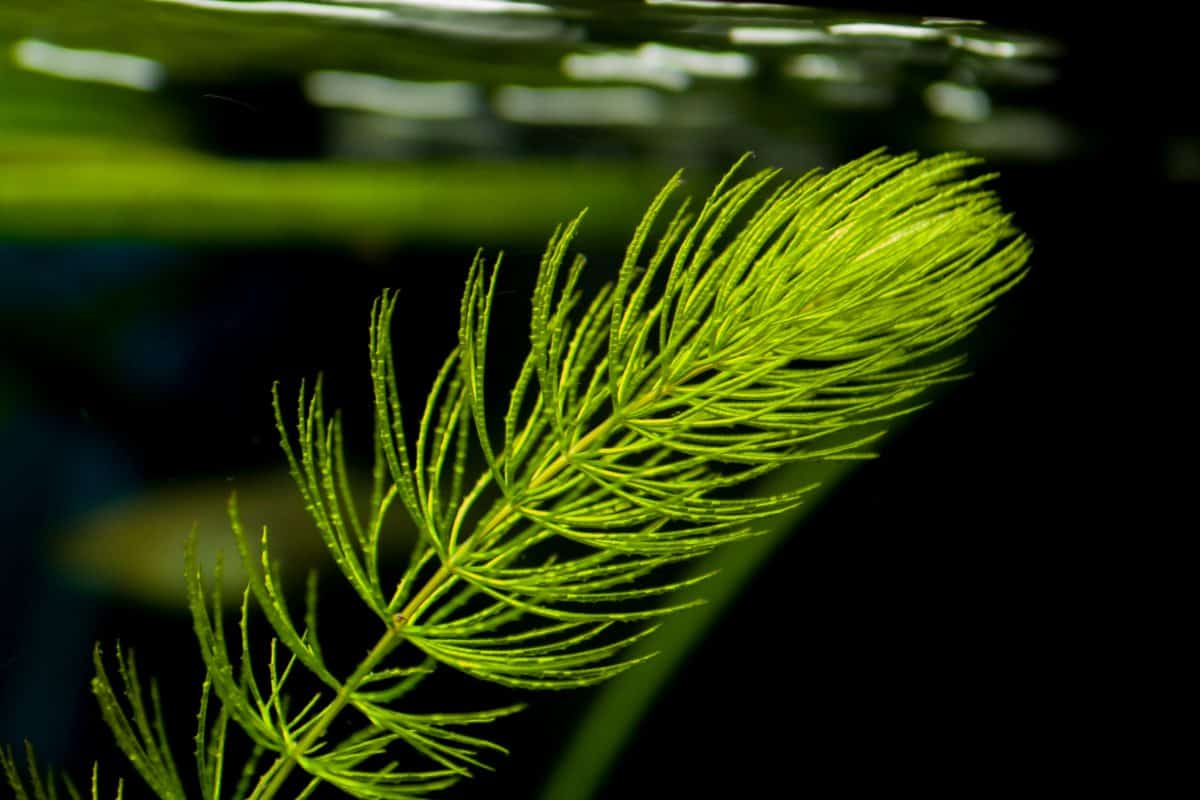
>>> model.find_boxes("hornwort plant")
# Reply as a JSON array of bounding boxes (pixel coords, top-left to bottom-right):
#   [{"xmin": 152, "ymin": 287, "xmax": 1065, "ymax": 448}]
[{"xmin": 2, "ymin": 150, "xmax": 1029, "ymax": 800}]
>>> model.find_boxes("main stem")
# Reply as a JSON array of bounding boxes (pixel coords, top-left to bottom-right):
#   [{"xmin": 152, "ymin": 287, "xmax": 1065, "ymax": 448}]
[
  {"xmin": 247, "ymin": 568, "xmax": 447, "ymax": 800},
  {"xmin": 251, "ymin": 379, "xmax": 679, "ymax": 800}
]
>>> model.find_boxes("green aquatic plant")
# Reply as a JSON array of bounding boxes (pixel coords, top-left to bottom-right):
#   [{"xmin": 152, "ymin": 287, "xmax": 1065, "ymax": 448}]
[{"xmin": 3, "ymin": 150, "xmax": 1028, "ymax": 800}]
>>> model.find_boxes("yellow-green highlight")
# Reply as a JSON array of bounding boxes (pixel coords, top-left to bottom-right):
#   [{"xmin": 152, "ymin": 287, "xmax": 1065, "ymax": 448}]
[{"xmin": 0, "ymin": 137, "xmax": 678, "ymax": 244}]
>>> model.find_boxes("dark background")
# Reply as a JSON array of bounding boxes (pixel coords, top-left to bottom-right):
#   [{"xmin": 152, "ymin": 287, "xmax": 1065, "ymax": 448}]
[{"xmin": 0, "ymin": 1, "xmax": 1184, "ymax": 797}]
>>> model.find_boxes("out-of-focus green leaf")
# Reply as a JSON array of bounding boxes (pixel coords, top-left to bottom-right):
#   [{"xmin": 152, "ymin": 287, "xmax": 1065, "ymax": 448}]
[{"xmin": 0, "ymin": 137, "xmax": 674, "ymax": 244}]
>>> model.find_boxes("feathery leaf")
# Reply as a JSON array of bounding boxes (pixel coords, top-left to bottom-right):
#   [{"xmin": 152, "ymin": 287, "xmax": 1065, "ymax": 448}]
[{"xmin": 80, "ymin": 150, "xmax": 1027, "ymax": 800}]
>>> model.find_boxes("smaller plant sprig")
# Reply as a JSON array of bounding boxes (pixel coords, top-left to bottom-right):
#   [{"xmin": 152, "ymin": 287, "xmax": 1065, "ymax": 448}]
[
  {"xmin": 4, "ymin": 150, "xmax": 1029, "ymax": 800},
  {"xmin": 2, "ymin": 743, "xmax": 123, "ymax": 800}
]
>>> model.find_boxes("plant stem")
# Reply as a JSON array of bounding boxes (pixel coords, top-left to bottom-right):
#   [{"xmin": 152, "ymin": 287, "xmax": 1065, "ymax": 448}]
[
  {"xmin": 248, "ymin": 568, "xmax": 448, "ymax": 800},
  {"xmin": 251, "ymin": 389, "xmax": 663, "ymax": 800}
]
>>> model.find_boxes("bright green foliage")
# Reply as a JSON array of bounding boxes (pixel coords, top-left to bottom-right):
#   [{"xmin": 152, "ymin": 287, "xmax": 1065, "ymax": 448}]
[
  {"xmin": 91, "ymin": 647, "xmax": 185, "ymax": 800},
  {"xmin": 1, "ymin": 743, "xmax": 123, "ymax": 800},
  {"xmin": 11, "ymin": 151, "xmax": 1029, "ymax": 800}
]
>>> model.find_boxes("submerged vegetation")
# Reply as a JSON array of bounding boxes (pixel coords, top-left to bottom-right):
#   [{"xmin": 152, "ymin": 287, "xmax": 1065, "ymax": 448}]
[{"xmin": 3, "ymin": 150, "xmax": 1028, "ymax": 799}]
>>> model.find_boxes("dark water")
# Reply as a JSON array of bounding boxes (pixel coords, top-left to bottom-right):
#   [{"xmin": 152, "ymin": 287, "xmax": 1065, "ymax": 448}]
[{"xmin": 0, "ymin": 2, "xmax": 1182, "ymax": 797}]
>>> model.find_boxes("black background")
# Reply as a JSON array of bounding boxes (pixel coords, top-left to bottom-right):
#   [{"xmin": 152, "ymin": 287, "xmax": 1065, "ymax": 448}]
[{"xmin": 0, "ymin": 1, "xmax": 1186, "ymax": 797}]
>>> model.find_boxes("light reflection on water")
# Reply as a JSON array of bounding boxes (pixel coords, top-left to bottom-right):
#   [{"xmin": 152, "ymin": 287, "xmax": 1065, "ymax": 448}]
[
  {"xmin": 306, "ymin": 70, "xmax": 482, "ymax": 119},
  {"xmin": 12, "ymin": 38, "xmax": 166, "ymax": 91},
  {"xmin": 149, "ymin": 0, "xmax": 397, "ymax": 24},
  {"xmin": 1, "ymin": 0, "xmax": 1063, "ymax": 172}
]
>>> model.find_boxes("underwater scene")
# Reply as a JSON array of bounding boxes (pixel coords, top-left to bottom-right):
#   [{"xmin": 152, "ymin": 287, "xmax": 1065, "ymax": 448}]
[{"xmin": 0, "ymin": 2, "xmax": 1182, "ymax": 798}]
